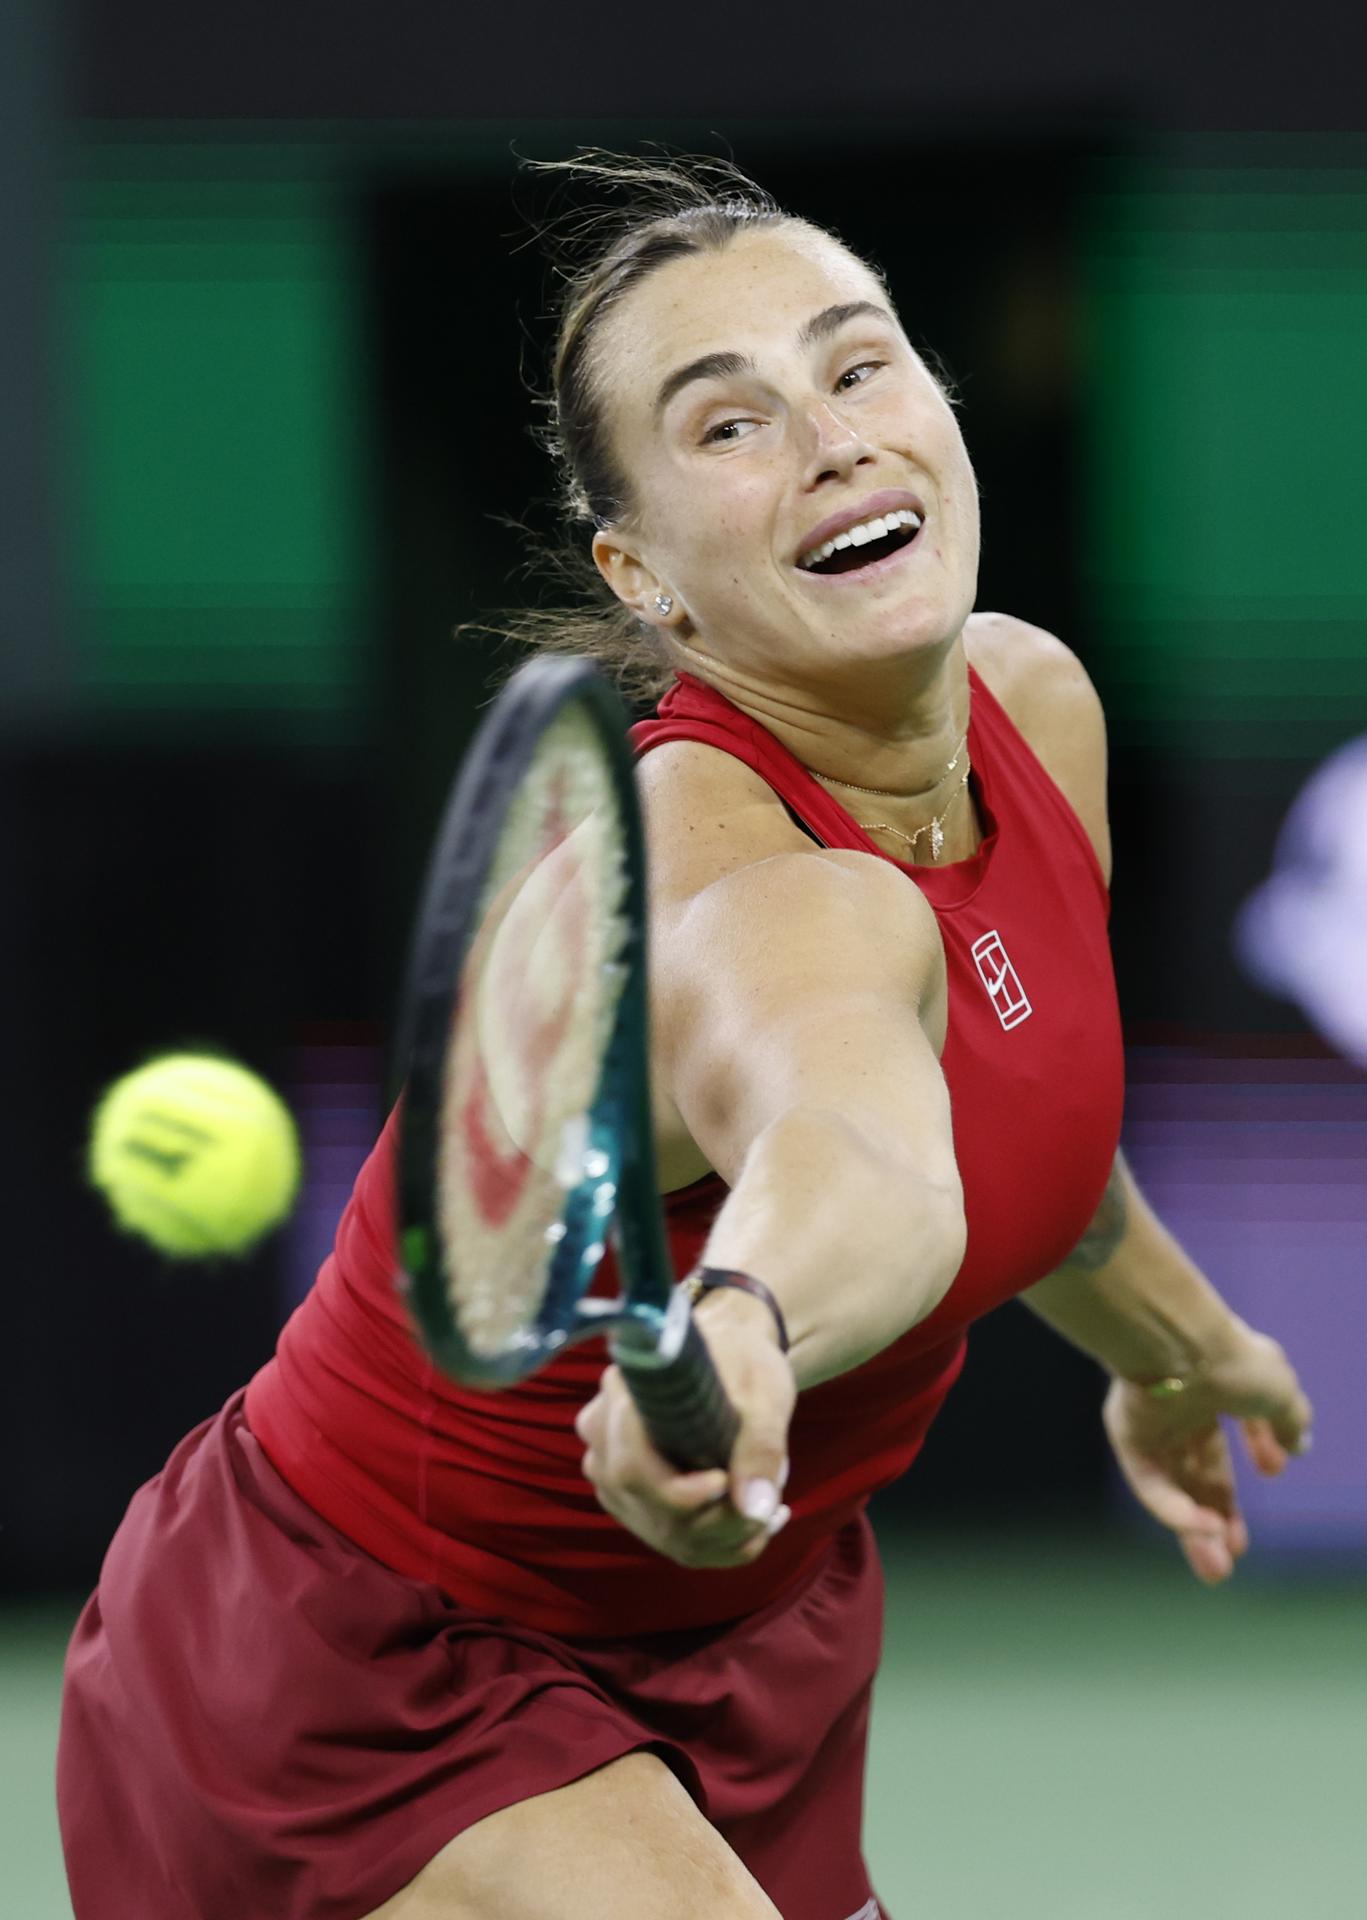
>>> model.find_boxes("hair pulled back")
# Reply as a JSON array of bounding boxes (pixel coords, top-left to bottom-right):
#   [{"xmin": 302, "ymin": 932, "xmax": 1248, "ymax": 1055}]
[{"xmin": 497, "ymin": 150, "xmax": 795, "ymax": 702}]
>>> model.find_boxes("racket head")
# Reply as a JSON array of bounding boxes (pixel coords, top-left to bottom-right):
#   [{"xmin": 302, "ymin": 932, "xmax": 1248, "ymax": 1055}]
[{"xmin": 396, "ymin": 658, "xmax": 667, "ymax": 1386}]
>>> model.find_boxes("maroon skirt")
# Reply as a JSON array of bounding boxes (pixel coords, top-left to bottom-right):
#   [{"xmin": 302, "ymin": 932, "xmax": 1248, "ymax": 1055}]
[{"xmin": 58, "ymin": 1392, "xmax": 889, "ymax": 1920}]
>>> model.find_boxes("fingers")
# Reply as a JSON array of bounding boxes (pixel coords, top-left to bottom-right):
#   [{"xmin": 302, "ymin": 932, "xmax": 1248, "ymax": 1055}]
[
  {"xmin": 728, "ymin": 1410, "xmax": 790, "ymax": 1526},
  {"xmin": 1227, "ymin": 1332, "xmax": 1314, "ymax": 1456},
  {"xmin": 1271, "ymin": 1391, "xmax": 1315, "ymax": 1459},
  {"xmin": 1241, "ymin": 1388, "xmax": 1313, "ymax": 1473},
  {"xmin": 1115, "ymin": 1422, "xmax": 1250, "ymax": 1585},
  {"xmin": 1106, "ymin": 1360, "xmax": 1309, "ymax": 1586},
  {"xmin": 1176, "ymin": 1493, "xmax": 1248, "ymax": 1584},
  {"xmin": 575, "ymin": 1365, "xmax": 790, "ymax": 1569},
  {"xmin": 1180, "ymin": 1526, "xmax": 1237, "ymax": 1585},
  {"xmin": 1115, "ymin": 1422, "xmax": 1227, "ymax": 1534},
  {"xmin": 579, "ymin": 1373, "xmax": 717, "ymax": 1504},
  {"xmin": 670, "ymin": 1497, "xmax": 790, "ymax": 1568},
  {"xmin": 687, "ymin": 1291, "xmax": 795, "ymax": 1527},
  {"xmin": 1127, "ymin": 1461, "xmax": 1228, "ymax": 1541},
  {"xmin": 618, "ymin": 1466, "xmax": 730, "ymax": 1515},
  {"xmin": 1240, "ymin": 1415, "xmax": 1288, "ymax": 1477},
  {"xmin": 1172, "ymin": 1490, "xmax": 1248, "ymax": 1585}
]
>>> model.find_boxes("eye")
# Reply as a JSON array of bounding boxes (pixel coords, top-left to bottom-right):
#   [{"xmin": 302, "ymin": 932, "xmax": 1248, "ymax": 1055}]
[
  {"xmin": 835, "ymin": 360, "xmax": 885, "ymax": 392},
  {"xmin": 702, "ymin": 417, "xmax": 760, "ymax": 446}
]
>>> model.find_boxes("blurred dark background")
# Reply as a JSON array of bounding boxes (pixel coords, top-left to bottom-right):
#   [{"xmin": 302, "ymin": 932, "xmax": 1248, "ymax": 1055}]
[{"xmin": 4, "ymin": 0, "xmax": 1367, "ymax": 1593}]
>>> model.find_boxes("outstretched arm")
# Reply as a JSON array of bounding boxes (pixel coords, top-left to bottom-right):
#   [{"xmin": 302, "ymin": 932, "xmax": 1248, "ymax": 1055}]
[
  {"xmin": 1023, "ymin": 1149, "xmax": 1313, "ymax": 1582},
  {"xmin": 974, "ymin": 625, "xmax": 1312, "ymax": 1580},
  {"xmin": 577, "ymin": 842, "xmax": 967, "ymax": 1570},
  {"xmin": 1022, "ymin": 1150, "xmax": 1242, "ymax": 1384}
]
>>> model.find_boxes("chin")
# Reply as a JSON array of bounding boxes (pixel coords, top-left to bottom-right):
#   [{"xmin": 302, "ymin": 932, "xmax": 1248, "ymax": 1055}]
[{"xmin": 839, "ymin": 599, "xmax": 970, "ymax": 666}]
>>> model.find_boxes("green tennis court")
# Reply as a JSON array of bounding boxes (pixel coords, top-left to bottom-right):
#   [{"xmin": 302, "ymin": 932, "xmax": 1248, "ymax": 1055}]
[{"xmin": 10, "ymin": 1530, "xmax": 1364, "ymax": 1918}]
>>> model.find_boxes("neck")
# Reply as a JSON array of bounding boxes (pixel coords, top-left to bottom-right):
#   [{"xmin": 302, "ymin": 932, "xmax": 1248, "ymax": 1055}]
[{"xmin": 669, "ymin": 631, "xmax": 972, "ymax": 800}]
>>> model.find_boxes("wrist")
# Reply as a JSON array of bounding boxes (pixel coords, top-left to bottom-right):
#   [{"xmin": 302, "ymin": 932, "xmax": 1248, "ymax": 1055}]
[
  {"xmin": 688, "ymin": 1269, "xmax": 788, "ymax": 1353},
  {"xmin": 1114, "ymin": 1311, "xmax": 1250, "ymax": 1397}
]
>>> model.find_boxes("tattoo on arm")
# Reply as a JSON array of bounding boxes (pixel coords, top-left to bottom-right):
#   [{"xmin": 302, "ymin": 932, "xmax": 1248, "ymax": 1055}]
[{"xmin": 1060, "ymin": 1154, "xmax": 1129, "ymax": 1272}]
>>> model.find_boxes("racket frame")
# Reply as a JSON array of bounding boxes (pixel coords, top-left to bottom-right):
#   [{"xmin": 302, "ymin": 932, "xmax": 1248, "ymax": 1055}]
[{"xmin": 397, "ymin": 658, "xmax": 679, "ymax": 1386}]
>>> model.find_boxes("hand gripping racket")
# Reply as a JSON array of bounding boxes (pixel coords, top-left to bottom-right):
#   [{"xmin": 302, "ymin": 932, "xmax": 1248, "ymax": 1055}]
[{"xmin": 396, "ymin": 656, "xmax": 739, "ymax": 1470}]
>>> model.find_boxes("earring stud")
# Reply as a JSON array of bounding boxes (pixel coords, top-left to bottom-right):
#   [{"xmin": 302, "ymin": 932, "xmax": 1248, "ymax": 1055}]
[{"xmin": 653, "ymin": 592, "xmax": 674, "ymax": 617}]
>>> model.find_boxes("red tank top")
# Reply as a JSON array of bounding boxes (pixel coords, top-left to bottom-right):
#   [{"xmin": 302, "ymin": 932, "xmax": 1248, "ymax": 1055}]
[{"xmin": 246, "ymin": 665, "xmax": 1124, "ymax": 1636}]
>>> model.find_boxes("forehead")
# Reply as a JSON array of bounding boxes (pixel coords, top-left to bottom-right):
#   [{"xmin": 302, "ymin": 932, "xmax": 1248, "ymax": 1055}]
[{"xmin": 598, "ymin": 223, "xmax": 890, "ymax": 407}]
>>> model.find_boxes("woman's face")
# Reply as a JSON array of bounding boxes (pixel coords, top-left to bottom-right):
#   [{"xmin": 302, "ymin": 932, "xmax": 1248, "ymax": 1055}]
[{"xmin": 592, "ymin": 222, "xmax": 981, "ymax": 685}]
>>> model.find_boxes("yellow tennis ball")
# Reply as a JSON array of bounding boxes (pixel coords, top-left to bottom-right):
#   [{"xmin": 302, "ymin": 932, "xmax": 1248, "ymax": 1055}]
[{"xmin": 88, "ymin": 1053, "xmax": 302, "ymax": 1258}]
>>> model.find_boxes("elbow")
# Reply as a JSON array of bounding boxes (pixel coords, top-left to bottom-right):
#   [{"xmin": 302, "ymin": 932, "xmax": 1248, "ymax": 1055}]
[
  {"xmin": 890, "ymin": 1167, "xmax": 967, "ymax": 1336},
  {"xmin": 832, "ymin": 1175, "xmax": 963, "ymax": 1375},
  {"xmin": 795, "ymin": 1107, "xmax": 969, "ymax": 1325},
  {"xmin": 916, "ymin": 1180, "xmax": 967, "ymax": 1322},
  {"xmin": 839, "ymin": 1144, "xmax": 966, "ymax": 1354}
]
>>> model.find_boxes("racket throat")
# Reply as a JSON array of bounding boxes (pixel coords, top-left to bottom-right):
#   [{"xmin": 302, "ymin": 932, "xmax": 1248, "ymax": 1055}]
[{"xmin": 608, "ymin": 1285, "xmax": 692, "ymax": 1370}]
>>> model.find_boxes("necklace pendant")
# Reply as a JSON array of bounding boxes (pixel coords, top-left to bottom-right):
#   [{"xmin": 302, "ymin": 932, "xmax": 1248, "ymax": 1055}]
[{"xmin": 930, "ymin": 818, "xmax": 945, "ymax": 861}]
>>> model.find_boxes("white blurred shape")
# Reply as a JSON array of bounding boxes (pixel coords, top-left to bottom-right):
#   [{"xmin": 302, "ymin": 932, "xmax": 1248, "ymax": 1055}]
[{"xmin": 1234, "ymin": 735, "xmax": 1367, "ymax": 1064}]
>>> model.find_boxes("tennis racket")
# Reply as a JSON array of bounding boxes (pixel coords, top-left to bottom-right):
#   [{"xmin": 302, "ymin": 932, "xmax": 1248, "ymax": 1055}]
[{"xmin": 395, "ymin": 656, "xmax": 739, "ymax": 1471}]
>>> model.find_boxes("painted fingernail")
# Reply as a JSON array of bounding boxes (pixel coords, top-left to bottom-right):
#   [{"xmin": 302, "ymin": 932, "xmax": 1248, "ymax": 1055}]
[{"xmin": 740, "ymin": 1478, "xmax": 779, "ymax": 1522}]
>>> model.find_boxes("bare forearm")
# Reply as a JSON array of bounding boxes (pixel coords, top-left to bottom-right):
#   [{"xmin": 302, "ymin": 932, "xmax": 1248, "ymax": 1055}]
[
  {"xmin": 697, "ymin": 1108, "xmax": 966, "ymax": 1388},
  {"xmin": 1023, "ymin": 1151, "xmax": 1244, "ymax": 1381}
]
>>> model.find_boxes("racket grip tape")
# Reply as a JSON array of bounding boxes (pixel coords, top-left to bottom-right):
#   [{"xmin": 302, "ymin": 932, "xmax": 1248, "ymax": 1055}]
[{"xmin": 614, "ymin": 1313, "xmax": 740, "ymax": 1472}]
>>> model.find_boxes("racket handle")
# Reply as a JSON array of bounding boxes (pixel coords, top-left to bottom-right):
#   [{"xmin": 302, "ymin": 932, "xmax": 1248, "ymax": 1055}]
[{"xmin": 613, "ymin": 1309, "xmax": 740, "ymax": 1472}]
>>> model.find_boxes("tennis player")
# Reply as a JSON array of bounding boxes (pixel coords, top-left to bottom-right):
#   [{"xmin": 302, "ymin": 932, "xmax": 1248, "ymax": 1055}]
[{"xmin": 58, "ymin": 155, "xmax": 1313, "ymax": 1920}]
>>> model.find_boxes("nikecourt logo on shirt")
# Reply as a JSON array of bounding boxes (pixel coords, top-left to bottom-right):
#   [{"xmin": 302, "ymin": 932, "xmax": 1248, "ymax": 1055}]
[{"xmin": 971, "ymin": 929, "xmax": 1032, "ymax": 1030}]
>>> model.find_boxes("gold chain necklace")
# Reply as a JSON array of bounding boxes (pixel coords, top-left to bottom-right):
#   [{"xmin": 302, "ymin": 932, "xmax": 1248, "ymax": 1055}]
[
  {"xmin": 853, "ymin": 759, "xmax": 972, "ymax": 861},
  {"xmin": 812, "ymin": 728, "xmax": 969, "ymax": 799},
  {"xmin": 812, "ymin": 726, "xmax": 971, "ymax": 863}
]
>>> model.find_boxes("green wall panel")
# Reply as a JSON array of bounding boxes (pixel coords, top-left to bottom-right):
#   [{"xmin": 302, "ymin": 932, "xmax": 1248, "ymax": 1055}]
[
  {"xmin": 1084, "ymin": 163, "xmax": 1367, "ymax": 758},
  {"xmin": 68, "ymin": 163, "xmax": 368, "ymax": 738}
]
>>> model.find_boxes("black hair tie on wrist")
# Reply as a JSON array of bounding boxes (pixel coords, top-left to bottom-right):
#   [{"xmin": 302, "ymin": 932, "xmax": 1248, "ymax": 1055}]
[{"xmin": 684, "ymin": 1266, "xmax": 790, "ymax": 1354}]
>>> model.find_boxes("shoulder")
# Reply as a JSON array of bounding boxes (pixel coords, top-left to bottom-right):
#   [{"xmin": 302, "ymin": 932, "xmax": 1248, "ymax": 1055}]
[
  {"xmin": 964, "ymin": 610, "xmax": 1105, "ymax": 743},
  {"xmin": 635, "ymin": 737, "xmax": 816, "ymax": 900},
  {"xmin": 638, "ymin": 739, "xmax": 941, "ymax": 941},
  {"xmin": 964, "ymin": 612, "xmax": 1111, "ymax": 886},
  {"xmin": 653, "ymin": 847, "xmax": 949, "ymax": 1079},
  {"xmin": 688, "ymin": 846, "xmax": 944, "ymax": 954},
  {"xmin": 637, "ymin": 743, "xmax": 945, "ymax": 1053}
]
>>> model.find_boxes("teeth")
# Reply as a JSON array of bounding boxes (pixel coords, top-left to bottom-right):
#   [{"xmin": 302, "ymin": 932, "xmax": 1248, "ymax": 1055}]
[{"xmin": 800, "ymin": 508, "xmax": 923, "ymax": 569}]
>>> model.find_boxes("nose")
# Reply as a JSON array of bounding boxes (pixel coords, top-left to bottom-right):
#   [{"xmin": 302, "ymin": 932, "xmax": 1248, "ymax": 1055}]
[{"xmin": 799, "ymin": 399, "xmax": 876, "ymax": 490}]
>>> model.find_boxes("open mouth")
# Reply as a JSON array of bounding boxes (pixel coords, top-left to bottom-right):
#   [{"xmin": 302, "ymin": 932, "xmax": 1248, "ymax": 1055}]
[{"xmin": 798, "ymin": 508, "xmax": 923, "ymax": 577}]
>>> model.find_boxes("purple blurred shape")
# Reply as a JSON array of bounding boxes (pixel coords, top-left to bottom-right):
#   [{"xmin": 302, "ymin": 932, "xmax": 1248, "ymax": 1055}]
[
  {"xmin": 1122, "ymin": 1049, "xmax": 1367, "ymax": 1555},
  {"xmin": 283, "ymin": 1040, "xmax": 383, "ymax": 1310}
]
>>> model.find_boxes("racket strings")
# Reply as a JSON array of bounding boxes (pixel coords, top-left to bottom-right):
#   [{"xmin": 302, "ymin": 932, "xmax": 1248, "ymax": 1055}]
[{"xmin": 438, "ymin": 709, "xmax": 631, "ymax": 1356}]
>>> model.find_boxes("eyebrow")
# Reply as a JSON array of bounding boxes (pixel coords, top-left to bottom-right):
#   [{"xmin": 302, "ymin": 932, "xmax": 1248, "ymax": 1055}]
[{"xmin": 652, "ymin": 301, "xmax": 894, "ymax": 416}]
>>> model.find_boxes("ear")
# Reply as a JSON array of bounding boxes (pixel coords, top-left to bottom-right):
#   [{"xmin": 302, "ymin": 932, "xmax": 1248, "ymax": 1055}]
[{"xmin": 591, "ymin": 527, "xmax": 679, "ymax": 627}]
